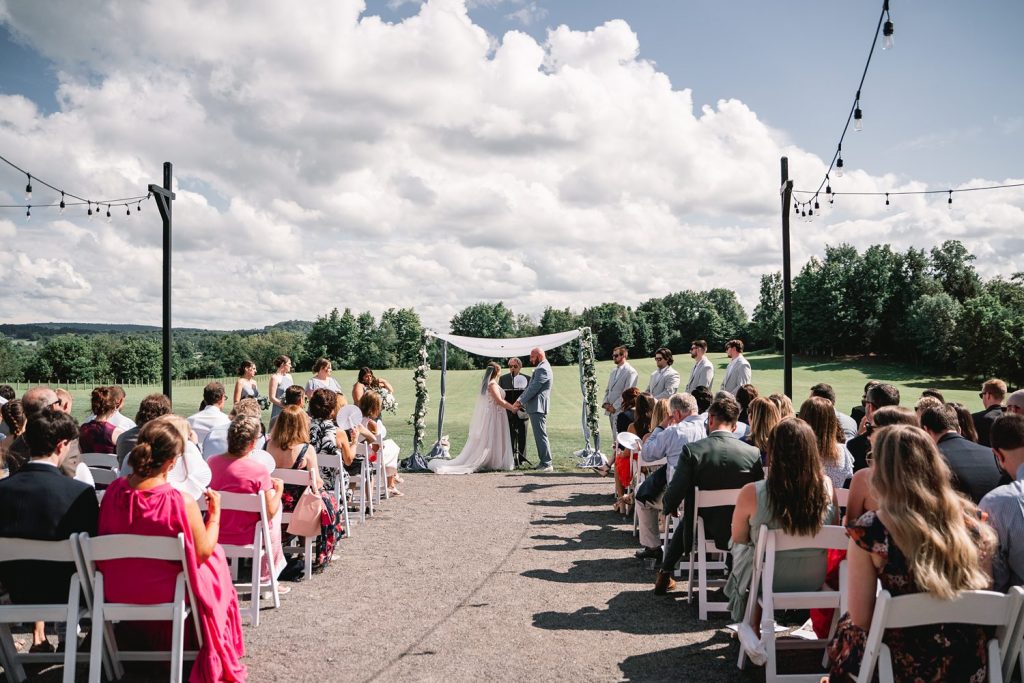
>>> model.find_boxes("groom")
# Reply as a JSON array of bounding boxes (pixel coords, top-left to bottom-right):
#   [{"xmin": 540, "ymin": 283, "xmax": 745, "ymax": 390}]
[{"xmin": 513, "ymin": 347, "xmax": 554, "ymax": 472}]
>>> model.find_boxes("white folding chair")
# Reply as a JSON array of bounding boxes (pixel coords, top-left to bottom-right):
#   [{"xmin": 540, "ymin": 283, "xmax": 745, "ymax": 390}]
[
  {"xmin": 88, "ymin": 468, "xmax": 119, "ymax": 487},
  {"xmin": 361, "ymin": 432, "xmax": 387, "ymax": 505},
  {"xmin": 834, "ymin": 487, "xmax": 850, "ymax": 508},
  {"xmin": 78, "ymin": 532, "xmax": 201, "ymax": 683},
  {"xmin": 1001, "ymin": 586, "xmax": 1024, "ymax": 681},
  {"xmin": 0, "ymin": 538, "xmax": 89, "ymax": 683},
  {"xmin": 80, "ymin": 453, "xmax": 118, "ymax": 470},
  {"xmin": 317, "ymin": 452, "xmax": 352, "ymax": 537},
  {"xmin": 687, "ymin": 488, "xmax": 744, "ymax": 620},
  {"xmin": 209, "ymin": 491, "xmax": 281, "ymax": 626},
  {"xmin": 617, "ymin": 432, "xmax": 642, "ymax": 525},
  {"xmin": 858, "ymin": 588, "xmax": 1022, "ymax": 683},
  {"xmin": 736, "ymin": 525, "xmax": 849, "ymax": 682},
  {"xmin": 271, "ymin": 468, "xmax": 316, "ymax": 581}
]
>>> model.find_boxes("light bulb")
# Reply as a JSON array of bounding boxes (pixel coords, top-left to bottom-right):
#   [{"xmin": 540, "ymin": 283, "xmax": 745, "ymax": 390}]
[
  {"xmin": 885, "ymin": 193, "xmax": 890, "ymax": 209},
  {"xmin": 948, "ymin": 191, "xmax": 953, "ymax": 209},
  {"xmin": 59, "ymin": 193, "xmax": 66, "ymax": 214},
  {"xmin": 26, "ymin": 206, "xmax": 31, "ymax": 221},
  {"xmin": 836, "ymin": 157, "xmax": 844, "ymax": 178},
  {"xmin": 25, "ymin": 174, "xmax": 32, "ymax": 201},
  {"xmin": 87, "ymin": 203, "xmax": 93, "ymax": 218},
  {"xmin": 854, "ymin": 107, "xmax": 863, "ymax": 131},
  {"xmin": 126, "ymin": 205, "xmax": 131, "ymax": 216},
  {"xmin": 137, "ymin": 201, "xmax": 142, "ymax": 212},
  {"xmin": 882, "ymin": 20, "xmax": 894, "ymax": 50},
  {"xmin": 106, "ymin": 205, "xmax": 112, "ymax": 222}
]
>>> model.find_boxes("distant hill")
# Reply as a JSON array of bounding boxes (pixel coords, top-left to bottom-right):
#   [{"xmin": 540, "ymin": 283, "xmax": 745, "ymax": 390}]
[{"xmin": 0, "ymin": 320, "xmax": 313, "ymax": 340}]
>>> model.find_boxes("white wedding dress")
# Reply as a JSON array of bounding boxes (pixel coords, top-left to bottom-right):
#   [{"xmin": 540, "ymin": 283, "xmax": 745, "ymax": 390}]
[{"xmin": 429, "ymin": 381, "xmax": 514, "ymax": 474}]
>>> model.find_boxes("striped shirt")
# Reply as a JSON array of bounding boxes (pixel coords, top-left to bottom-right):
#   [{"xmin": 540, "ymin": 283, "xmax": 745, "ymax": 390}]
[{"xmin": 979, "ymin": 463, "xmax": 1024, "ymax": 591}]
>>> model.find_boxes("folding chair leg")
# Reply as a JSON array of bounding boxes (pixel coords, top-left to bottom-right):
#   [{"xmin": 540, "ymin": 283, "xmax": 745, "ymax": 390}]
[
  {"xmin": 62, "ymin": 577, "xmax": 81, "ymax": 683},
  {"xmin": 89, "ymin": 578, "xmax": 106, "ymax": 683},
  {"xmin": 0, "ymin": 623, "xmax": 29, "ymax": 683},
  {"xmin": 303, "ymin": 538, "xmax": 313, "ymax": 580},
  {"xmin": 170, "ymin": 578, "xmax": 187, "ymax": 683}
]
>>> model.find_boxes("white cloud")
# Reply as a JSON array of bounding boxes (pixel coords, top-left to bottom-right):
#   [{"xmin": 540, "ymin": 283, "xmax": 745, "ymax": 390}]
[{"xmin": 0, "ymin": 0, "xmax": 1021, "ymax": 334}]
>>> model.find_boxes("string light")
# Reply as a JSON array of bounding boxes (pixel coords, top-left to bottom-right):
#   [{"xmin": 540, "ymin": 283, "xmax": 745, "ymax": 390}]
[
  {"xmin": 885, "ymin": 192, "xmax": 890, "ymax": 208},
  {"xmin": 126, "ymin": 205, "xmax": 131, "ymax": 216},
  {"xmin": 25, "ymin": 205, "xmax": 30, "ymax": 220},
  {"xmin": 87, "ymin": 202, "xmax": 93, "ymax": 218},
  {"xmin": 59, "ymin": 192, "xmax": 66, "ymax": 214},
  {"xmin": 882, "ymin": 1, "xmax": 895, "ymax": 50},
  {"xmin": 0, "ymin": 152, "xmax": 148, "ymax": 217},
  {"xmin": 793, "ymin": 181, "xmax": 1024, "ymax": 209},
  {"xmin": 106, "ymin": 204, "xmax": 111, "ymax": 222},
  {"xmin": 948, "ymin": 190, "xmax": 953, "ymax": 209},
  {"xmin": 836, "ymin": 147, "xmax": 844, "ymax": 178},
  {"xmin": 25, "ymin": 174, "xmax": 32, "ymax": 201}
]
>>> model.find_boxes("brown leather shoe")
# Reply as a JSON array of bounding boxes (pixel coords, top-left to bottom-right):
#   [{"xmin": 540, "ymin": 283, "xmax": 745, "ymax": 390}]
[{"xmin": 653, "ymin": 570, "xmax": 676, "ymax": 595}]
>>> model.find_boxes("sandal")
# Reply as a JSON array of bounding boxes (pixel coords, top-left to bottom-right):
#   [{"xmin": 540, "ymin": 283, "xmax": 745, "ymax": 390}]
[{"xmin": 388, "ymin": 488, "xmax": 404, "ymax": 497}]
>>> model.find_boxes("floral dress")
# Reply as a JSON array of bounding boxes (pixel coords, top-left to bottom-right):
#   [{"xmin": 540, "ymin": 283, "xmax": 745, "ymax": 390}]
[
  {"xmin": 827, "ymin": 511, "xmax": 992, "ymax": 682},
  {"xmin": 280, "ymin": 444, "xmax": 344, "ymax": 572}
]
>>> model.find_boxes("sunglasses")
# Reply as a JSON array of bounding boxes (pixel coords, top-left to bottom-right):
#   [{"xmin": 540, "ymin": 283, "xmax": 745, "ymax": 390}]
[
  {"xmin": 654, "ymin": 356, "xmax": 664, "ymax": 361},
  {"xmin": 864, "ymin": 422, "xmax": 875, "ymax": 436},
  {"xmin": 979, "ymin": 392, "xmax": 987, "ymax": 399}
]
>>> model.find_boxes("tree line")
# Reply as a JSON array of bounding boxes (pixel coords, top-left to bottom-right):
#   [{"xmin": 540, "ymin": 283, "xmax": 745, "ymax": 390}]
[{"xmin": 1, "ymin": 240, "xmax": 1019, "ymax": 385}]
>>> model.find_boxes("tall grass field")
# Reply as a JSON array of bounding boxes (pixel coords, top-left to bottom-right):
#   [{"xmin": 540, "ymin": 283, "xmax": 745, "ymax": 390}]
[{"xmin": 44, "ymin": 350, "xmax": 986, "ymax": 471}]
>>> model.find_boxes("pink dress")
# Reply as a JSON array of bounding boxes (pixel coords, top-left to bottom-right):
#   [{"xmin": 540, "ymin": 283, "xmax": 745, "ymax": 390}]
[
  {"xmin": 98, "ymin": 477, "xmax": 247, "ymax": 682},
  {"xmin": 208, "ymin": 454, "xmax": 284, "ymax": 583}
]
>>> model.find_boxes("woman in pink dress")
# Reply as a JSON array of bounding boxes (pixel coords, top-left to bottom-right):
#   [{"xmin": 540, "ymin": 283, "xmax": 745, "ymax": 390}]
[
  {"xmin": 80, "ymin": 386, "xmax": 125, "ymax": 454},
  {"xmin": 208, "ymin": 415, "xmax": 285, "ymax": 588},
  {"xmin": 98, "ymin": 414, "xmax": 246, "ymax": 682}
]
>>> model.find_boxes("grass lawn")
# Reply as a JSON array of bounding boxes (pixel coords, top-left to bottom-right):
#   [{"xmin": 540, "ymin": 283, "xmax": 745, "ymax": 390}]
[{"xmin": 41, "ymin": 350, "xmax": 988, "ymax": 471}]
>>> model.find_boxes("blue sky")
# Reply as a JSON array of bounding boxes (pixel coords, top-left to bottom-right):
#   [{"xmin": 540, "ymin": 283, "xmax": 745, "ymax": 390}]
[{"xmin": 0, "ymin": 0, "xmax": 1022, "ymax": 329}]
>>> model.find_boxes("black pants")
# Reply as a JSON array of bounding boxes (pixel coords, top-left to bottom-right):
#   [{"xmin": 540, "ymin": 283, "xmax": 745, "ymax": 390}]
[{"xmin": 507, "ymin": 412, "xmax": 528, "ymax": 463}]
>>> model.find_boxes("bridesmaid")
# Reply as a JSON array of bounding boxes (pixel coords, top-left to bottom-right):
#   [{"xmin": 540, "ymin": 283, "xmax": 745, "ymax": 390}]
[
  {"xmin": 268, "ymin": 355, "xmax": 293, "ymax": 426},
  {"xmin": 233, "ymin": 360, "xmax": 260, "ymax": 406}
]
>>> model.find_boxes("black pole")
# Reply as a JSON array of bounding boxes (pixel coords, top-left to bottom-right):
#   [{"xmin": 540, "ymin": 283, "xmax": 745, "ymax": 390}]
[
  {"xmin": 149, "ymin": 163, "xmax": 176, "ymax": 401},
  {"xmin": 780, "ymin": 157, "xmax": 794, "ymax": 398}
]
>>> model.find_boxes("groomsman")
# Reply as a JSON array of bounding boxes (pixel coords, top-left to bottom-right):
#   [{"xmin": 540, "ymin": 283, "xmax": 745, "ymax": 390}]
[
  {"xmin": 499, "ymin": 357, "xmax": 531, "ymax": 467},
  {"xmin": 602, "ymin": 346, "xmax": 639, "ymax": 437},
  {"xmin": 684, "ymin": 339, "xmax": 714, "ymax": 394},
  {"xmin": 719, "ymin": 339, "xmax": 752, "ymax": 396},
  {"xmin": 647, "ymin": 347, "xmax": 680, "ymax": 399}
]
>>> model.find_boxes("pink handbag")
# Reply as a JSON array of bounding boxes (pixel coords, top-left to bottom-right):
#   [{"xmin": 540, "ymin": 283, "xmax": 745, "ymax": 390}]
[{"xmin": 285, "ymin": 487, "xmax": 323, "ymax": 537}]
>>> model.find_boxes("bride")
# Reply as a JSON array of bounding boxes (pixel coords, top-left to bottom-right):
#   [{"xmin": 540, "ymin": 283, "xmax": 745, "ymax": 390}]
[{"xmin": 429, "ymin": 361, "xmax": 518, "ymax": 474}]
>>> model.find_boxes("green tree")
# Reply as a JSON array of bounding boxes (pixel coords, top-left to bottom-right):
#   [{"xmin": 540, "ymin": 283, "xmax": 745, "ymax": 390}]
[
  {"xmin": 306, "ymin": 307, "xmax": 357, "ymax": 368},
  {"xmin": 27, "ymin": 335, "xmax": 102, "ymax": 382},
  {"xmin": 580, "ymin": 303, "xmax": 635, "ymax": 359},
  {"xmin": 662, "ymin": 290, "xmax": 727, "ymax": 350},
  {"xmin": 882, "ymin": 247, "xmax": 942, "ymax": 352},
  {"xmin": 379, "ymin": 308, "xmax": 423, "ymax": 367},
  {"xmin": 245, "ymin": 330, "xmax": 307, "ymax": 374},
  {"xmin": 513, "ymin": 313, "xmax": 539, "ymax": 338},
  {"xmin": 538, "ymin": 307, "xmax": 580, "ymax": 365},
  {"xmin": 0, "ymin": 333, "xmax": 31, "ymax": 381},
  {"xmin": 704, "ymin": 288, "xmax": 748, "ymax": 343},
  {"xmin": 351, "ymin": 312, "xmax": 387, "ymax": 369},
  {"xmin": 109, "ymin": 336, "xmax": 162, "ymax": 382},
  {"xmin": 930, "ymin": 240, "xmax": 982, "ymax": 303},
  {"xmin": 635, "ymin": 298, "xmax": 675, "ymax": 356},
  {"xmin": 904, "ymin": 293, "xmax": 962, "ymax": 368},
  {"xmin": 956, "ymin": 293, "xmax": 1017, "ymax": 380},
  {"xmin": 749, "ymin": 272, "xmax": 783, "ymax": 351},
  {"xmin": 450, "ymin": 302, "xmax": 517, "ymax": 339}
]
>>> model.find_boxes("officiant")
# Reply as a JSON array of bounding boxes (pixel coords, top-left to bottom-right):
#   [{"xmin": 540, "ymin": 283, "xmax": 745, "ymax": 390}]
[{"xmin": 499, "ymin": 357, "xmax": 531, "ymax": 467}]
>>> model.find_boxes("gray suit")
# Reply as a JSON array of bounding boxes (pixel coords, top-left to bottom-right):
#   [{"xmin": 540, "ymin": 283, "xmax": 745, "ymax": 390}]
[
  {"xmin": 603, "ymin": 362, "xmax": 638, "ymax": 436},
  {"xmin": 647, "ymin": 367, "xmax": 680, "ymax": 399},
  {"xmin": 519, "ymin": 360, "xmax": 553, "ymax": 467},
  {"xmin": 685, "ymin": 356, "xmax": 714, "ymax": 394},
  {"xmin": 719, "ymin": 355, "xmax": 752, "ymax": 396}
]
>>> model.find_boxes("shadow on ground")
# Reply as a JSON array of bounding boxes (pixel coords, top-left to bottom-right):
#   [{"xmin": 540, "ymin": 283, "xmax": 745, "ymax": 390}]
[
  {"xmin": 523, "ymin": 556, "xmax": 653, "ymax": 584},
  {"xmin": 527, "ymin": 491, "xmax": 611, "ymax": 508},
  {"xmin": 528, "ymin": 526, "xmax": 636, "ymax": 552},
  {"xmin": 532, "ymin": 589, "xmax": 720, "ymax": 636},
  {"xmin": 617, "ymin": 630, "xmax": 742, "ymax": 682}
]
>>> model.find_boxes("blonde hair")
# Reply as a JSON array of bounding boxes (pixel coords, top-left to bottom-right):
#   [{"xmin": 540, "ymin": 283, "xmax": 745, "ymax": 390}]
[
  {"xmin": 651, "ymin": 398, "xmax": 670, "ymax": 429},
  {"xmin": 269, "ymin": 405, "xmax": 310, "ymax": 450},
  {"xmin": 871, "ymin": 424, "xmax": 996, "ymax": 599},
  {"xmin": 768, "ymin": 393, "xmax": 795, "ymax": 420},
  {"xmin": 799, "ymin": 396, "xmax": 843, "ymax": 466},
  {"xmin": 747, "ymin": 396, "xmax": 781, "ymax": 456}
]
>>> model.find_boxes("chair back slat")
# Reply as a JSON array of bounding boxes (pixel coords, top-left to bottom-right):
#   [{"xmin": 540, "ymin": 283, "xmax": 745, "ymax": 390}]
[
  {"xmin": 694, "ymin": 488, "xmax": 743, "ymax": 509},
  {"xmin": 880, "ymin": 589, "xmax": 1018, "ymax": 629},
  {"xmin": 835, "ymin": 488, "xmax": 850, "ymax": 507},
  {"xmin": 84, "ymin": 533, "xmax": 184, "ymax": 563},
  {"xmin": 216, "ymin": 490, "xmax": 264, "ymax": 513},
  {"xmin": 771, "ymin": 524, "xmax": 849, "ymax": 553},
  {"xmin": 81, "ymin": 452, "xmax": 119, "ymax": 469},
  {"xmin": 0, "ymin": 536, "xmax": 77, "ymax": 563},
  {"xmin": 272, "ymin": 468, "xmax": 313, "ymax": 487},
  {"xmin": 90, "ymin": 468, "xmax": 119, "ymax": 486}
]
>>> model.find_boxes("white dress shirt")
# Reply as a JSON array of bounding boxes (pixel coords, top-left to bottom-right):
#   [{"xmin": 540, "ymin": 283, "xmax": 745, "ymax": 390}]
[{"xmin": 187, "ymin": 405, "xmax": 231, "ymax": 448}]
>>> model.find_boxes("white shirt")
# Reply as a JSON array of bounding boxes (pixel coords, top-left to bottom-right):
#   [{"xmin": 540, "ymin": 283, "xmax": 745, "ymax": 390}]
[
  {"xmin": 84, "ymin": 409, "xmax": 137, "ymax": 431},
  {"xmin": 187, "ymin": 405, "xmax": 231, "ymax": 447},
  {"xmin": 32, "ymin": 458, "xmax": 95, "ymax": 487}
]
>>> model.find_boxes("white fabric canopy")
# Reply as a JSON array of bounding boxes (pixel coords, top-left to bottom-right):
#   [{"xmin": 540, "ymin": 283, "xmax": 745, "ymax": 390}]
[{"xmin": 426, "ymin": 329, "xmax": 582, "ymax": 357}]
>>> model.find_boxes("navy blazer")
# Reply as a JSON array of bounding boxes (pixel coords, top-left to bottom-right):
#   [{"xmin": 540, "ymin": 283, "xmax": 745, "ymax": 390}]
[
  {"xmin": 936, "ymin": 432, "xmax": 1008, "ymax": 504},
  {"xmin": 0, "ymin": 462, "xmax": 99, "ymax": 604}
]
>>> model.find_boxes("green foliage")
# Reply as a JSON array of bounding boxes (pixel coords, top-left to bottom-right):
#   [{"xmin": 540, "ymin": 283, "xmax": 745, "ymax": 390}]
[
  {"xmin": 0, "ymin": 334, "xmax": 31, "ymax": 381},
  {"xmin": 109, "ymin": 336, "xmax": 162, "ymax": 383},
  {"xmin": 449, "ymin": 302, "xmax": 517, "ymax": 368},
  {"xmin": 580, "ymin": 302, "xmax": 635, "ymax": 360},
  {"xmin": 539, "ymin": 307, "xmax": 581, "ymax": 365},
  {"xmin": 904, "ymin": 293, "xmax": 962, "ymax": 368},
  {"xmin": 930, "ymin": 240, "xmax": 982, "ymax": 303},
  {"xmin": 749, "ymin": 272, "xmax": 783, "ymax": 351},
  {"xmin": 379, "ymin": 308, "xmax": 424, "ymax": 367}
]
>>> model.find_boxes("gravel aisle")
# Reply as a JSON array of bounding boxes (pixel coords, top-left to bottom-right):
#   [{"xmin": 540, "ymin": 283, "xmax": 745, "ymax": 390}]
[{"xmin": 243, "ymin": 471, "xmax": 743, "ymax": 682}]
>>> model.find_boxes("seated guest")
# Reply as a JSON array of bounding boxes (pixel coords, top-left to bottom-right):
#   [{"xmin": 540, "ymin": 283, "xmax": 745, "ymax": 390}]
[
  {"xmin": 283, "ymin": 384, "xmax": 306, "ymax": 409},
  {"xmin": 616, "ymin": 387, "xmax": 641, "ymax": 435},
  {"xmin": 615, "ymin": 392, "xmax": 654, "ymax": 514},
  {"xmin": 849, "ymin": 383, "xmax": 899, "ymax": 472},
  {"xmin": 726, "ymin": 419, "xmax": 837, "ymax": 621},
  {"xmin": 715, "ymin": 390, "xmax": 749, "ymax": 439},
  {"xmin": 1007, "ymin": 390, "xmax": 1024, "ymax": 416},
  {"xmin": 691, "ymin": 386, "xmax": 713, "ymax": 416},
  {"xmin": 359, "ymin": 390, "xmax": 402, "ymax": 496},
  {"xmin": 810, "ymin": 383, "xmax": 858, "ymax": 440},
  {"xmin": 914, "ymin": 395, "xmax": 943, "ymax": 417},
  {"xmin": 0, "ymin": 399, "xmax": 27, "ymax": 466},
  {"xmin": 634, "ymin": 392, "xmax": 704, "ymax": 562},
  {"xmin": 980, "ymin": 414, "xmax": 1024, "ymax": 591},
  {"xmin": 266, "ymin": 405, "xmax": 343, "ymax": 573},
  {"xmin": 208, "ymin": 415, "xmax": 285, "ymax": 587},
  {"xmin": 949, "ymin": 401, "xmax": 979, "ymax": 443},
  {"xmin": 921, "ymin": 404, "xmax": 1006, "ymax": 504},
  {"xmin": 99, "ymin": 415, "xmax": 246, "ymax": 680},
  {"xmin": 973, "ymin": 378, "xmax": 1007, "ymax": 447},
  {"xmin": 655, "ymin": 397, "xmax": 764, "ymax": 594},
  {"xmin": 735, "ymin": 384, "xmax": 759, "ymax": 426},
  {"xmin": 79, "ymin": 386, "xmax": 125, "ymax": 455},
  {"xmin": 844, "ymin": 406, "xmax": 918, "ymax": 523},
  {"xmin": 82, "ymin": 385, "xmax": 136, "ymax": 431},
  {"xmin": 205, "ymin": 397, "xmax": 271, "ymax": 459},
  {"xmin": 188, "ymin": 382, "xmax": 231, "ymax": 448},
  {"xmin": 768, "ymin": 392, "xmax": 795, "ymax": 420},
  {"xmin": 0, "ymin": 384, "xmax": 14, "ymax": 406},
  {"xmin": 828, "ymin": 424, "xmax": 997, "ymax": 681},
  {"xmin": 308, "ymin": 388, "xmax": 361, "ymax": 491},
  {"xmin": 850, "ymin": 380, "xmax": 881, "ymax": 429},
  {"xmin": 305, "ymin": 357, "xmax": 347, "ymax": 402},
  {"xmin": 742, "ymin": 396, "xmax": 781, "ymax": 465},
  {"xmin": 921, "ymin": 388, "xmax": 945, "ymax": 403},
  {"xmin": 352, "ymin": 366, "xmax": 394, "ymax": 405},
  {"xmin": 799, "ymin": 397, "xmax": 854, "ymax": 489},
  {"xmin": 233, "ymin": 360, "xmax": 261, "ymax": 406},
  {"xmin": 115, "ymin": 393, "xmax": 172, "ymax": 468}
]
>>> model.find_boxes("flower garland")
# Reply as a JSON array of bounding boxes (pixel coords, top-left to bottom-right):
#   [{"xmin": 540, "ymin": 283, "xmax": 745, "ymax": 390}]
[
  {"xmin": 373, "ymin": 386, "xmax": 398, "ymax": 415},
  {"xmin": 408, "ymin": 335, "xmax": 430, "ymax": 454},
  {"xmin": 579, "ymin": 326, "xmax": 601, "ymax": 450}
]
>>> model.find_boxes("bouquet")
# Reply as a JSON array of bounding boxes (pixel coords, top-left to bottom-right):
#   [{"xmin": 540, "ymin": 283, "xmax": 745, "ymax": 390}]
[
  {"xmin": 257, "ymin": 395, "xmax": 271, "ymax": 411},
  {"xmin": 374, "ymin": 386, "xmax": 398, "ymax": 415}
]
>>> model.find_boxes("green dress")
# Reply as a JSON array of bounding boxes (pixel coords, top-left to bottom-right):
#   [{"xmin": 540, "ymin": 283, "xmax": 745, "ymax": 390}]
[{"xmin": 724, "ymin": 480, "xmax": 836, "ymax": 621}]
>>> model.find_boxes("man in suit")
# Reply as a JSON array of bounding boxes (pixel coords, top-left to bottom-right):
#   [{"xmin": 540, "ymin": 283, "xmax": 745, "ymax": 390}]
[
  {"xmin": 684, "ymin": 340, "xmax": 714, "ymax": 394},
  {"xmin": 1007, "ymin": 390, "xmax": 1024, "ymax": 416},
  {"xmin": 974, "ymin": 378, "xmax": 1007, "ymax": 447},
  {"xmin": 513, "ymin": 347, "xmax": 554, "ymax": 472},
  {"xmin": 849, "ymin": 383, "xmax": 900, "ymax": 472},
  {"xmin": 654, "ymin": 397, "xmax": 764, "ymax": 594},
  {"xmin": 602, "ymin": 346, "xmax": 639, "ymax": 438},
  {"xmin": 980, "ymin": 414, "xmax": 1024, "ymax": 590},
  {"xmin": 499, "ymin": 357, "xmax": 531, "ymax": 467},
  {"xmin": 719, "ymin": 339, "xmax": 752, "ymax": 396},
  {"xmin": 188, "ymin": 381, "xmax": 231, "ymax": 448},
  {"xmin": 647, "ymin": 347, "xmax": 680, "ymax": 399},
  {"xmin": 0, "ymin": 410, "xmax": 98, "ymax": 609},
  {"xmin": 921, "ymin": 404, "xmax": 1006, "ymax": 504}
]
